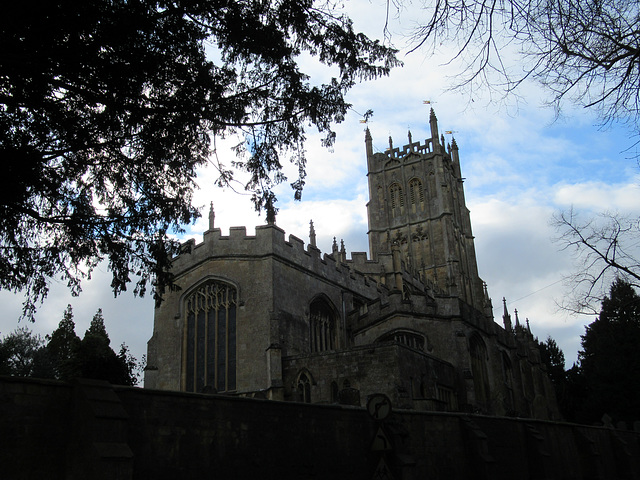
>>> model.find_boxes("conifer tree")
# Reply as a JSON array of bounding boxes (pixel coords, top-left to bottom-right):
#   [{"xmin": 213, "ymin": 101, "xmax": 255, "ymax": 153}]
[
  {"xmin": 577, "ymin": 278, "xmax": 640, "ymax": 424},
  {"xmin": 46, "ymin": 304, "xmax": 81, "ymax": 381},
  {"xmin": 76, "ymin": 309, "xmax": 136, "ymax": 385}
]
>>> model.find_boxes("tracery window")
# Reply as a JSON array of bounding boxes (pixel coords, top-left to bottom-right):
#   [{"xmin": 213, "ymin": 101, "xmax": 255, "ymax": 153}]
[
  {"xmin": 409, "ymin": 178, "xmax": 424, "ymax": 206},
  {"xmin": 298, "ymin": 373, "xmax": 311, "ymax": 403},
  {"xmin": 469, "ymin": 334, "xmax": 491, "ymax": 407},
  {"xmin": 309, "ymin": 298, "xmax": 336, "ymax": 352},
  {"xmin": 184, "ymin": 280, "xmax": 237, "ymax": 393},
  {"xmin": 389, "ymin": 183, "xmax": 404, "ymax": 210}
]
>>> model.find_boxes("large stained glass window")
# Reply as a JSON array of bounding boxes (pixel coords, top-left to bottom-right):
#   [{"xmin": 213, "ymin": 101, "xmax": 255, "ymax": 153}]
[{"xmin": 184, "ymin": 281, "xmax": 237, "ymax": 393}]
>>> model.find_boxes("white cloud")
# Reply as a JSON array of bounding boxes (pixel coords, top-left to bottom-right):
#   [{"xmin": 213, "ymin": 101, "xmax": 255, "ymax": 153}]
[{"xmin": 554, "ymin": 180, "xmax": 640, "ymax": 212}]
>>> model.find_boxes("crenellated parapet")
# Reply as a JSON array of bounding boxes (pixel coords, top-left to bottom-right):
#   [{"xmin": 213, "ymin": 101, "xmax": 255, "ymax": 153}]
[
  {"xmin": 172, "ymin": 224, "xmax": 385, "ymax": 298},
  {"xmin": 383, "ymin": 137, "xmax": 435, "ymax": 160}
]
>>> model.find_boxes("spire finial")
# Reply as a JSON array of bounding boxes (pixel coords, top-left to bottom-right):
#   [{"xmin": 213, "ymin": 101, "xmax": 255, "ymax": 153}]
[
  {"xmin": 208, "ymin": 202, "xmax": 215, "ymax": 230},
  {"xmin": 365, "ymin": 127, "xmax": 373, "ymax": 158},
  {"xmin": 429, "ymin": 108, "xmax": 439, "ymax": 147},
  {"xmin": 309, "ymin": 220, "xmax": 317, "ymax": 247},
  {"xmin": 502, "ymin": 297, "xmax": 512, "ymax": 332}
]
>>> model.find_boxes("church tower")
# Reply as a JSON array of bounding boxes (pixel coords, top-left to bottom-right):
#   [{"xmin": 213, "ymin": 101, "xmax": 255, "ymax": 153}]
[{"xmin": 365, "ymin": 109, "xmax": 486, "ymax": 311}]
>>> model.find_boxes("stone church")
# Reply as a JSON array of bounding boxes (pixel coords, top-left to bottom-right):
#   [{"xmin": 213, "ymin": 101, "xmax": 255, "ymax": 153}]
[{"xmin": 145, "ymin": 109, "xmax": 559, "ymax": 419}]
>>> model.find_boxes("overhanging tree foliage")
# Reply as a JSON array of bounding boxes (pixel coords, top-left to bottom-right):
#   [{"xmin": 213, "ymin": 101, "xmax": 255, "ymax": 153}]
[
  {"xmin": 401, "ymin": 0, "xmax": 640, "ymax": 130},
  {"xmin": 0, "ymin": 0, "xmax": 399, "ymax": 318}
]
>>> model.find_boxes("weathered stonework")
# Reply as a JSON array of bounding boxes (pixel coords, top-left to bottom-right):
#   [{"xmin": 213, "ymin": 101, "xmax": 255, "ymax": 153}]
[{"xmin": 145, "ymin": 109, "xmax": 559, "ymax": 419}]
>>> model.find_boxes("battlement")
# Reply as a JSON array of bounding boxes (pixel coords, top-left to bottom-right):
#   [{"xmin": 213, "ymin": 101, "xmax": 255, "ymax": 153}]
[
  {"xmin": 384, "ymin": 137, "xmax": 434, "ymax": 160},
  {"xmin": 172, "ymin": 224, "xmax": 383, "ymax": 297}
]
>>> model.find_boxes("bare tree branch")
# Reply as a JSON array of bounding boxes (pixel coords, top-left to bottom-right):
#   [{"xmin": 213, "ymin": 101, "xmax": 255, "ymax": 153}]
[
  {"xmin": 404, "ymin": 0, "xmax": 640, "ymax": 133},
  {"xmin": 553, "ymin": 208, "xmax": 640, "ymax": 314}
]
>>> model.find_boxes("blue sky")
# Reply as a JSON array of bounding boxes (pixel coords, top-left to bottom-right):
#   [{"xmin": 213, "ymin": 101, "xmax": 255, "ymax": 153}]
[{"xmin": 1, "ymin": 0, "xmax": 639, "ymax": 373}]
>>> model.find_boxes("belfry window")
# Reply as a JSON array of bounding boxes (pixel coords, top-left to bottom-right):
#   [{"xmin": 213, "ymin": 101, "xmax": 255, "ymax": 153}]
[
  {"xmin": 184, "ymin": 281, "xmax": 237, "ymax": 393},
  {"xmin": 409, "ymin": 178, "xmax": 424, "ymax": 207},
  {"xmin": 310, "ymin": 298, "xmax": 336, "ymax": 352},
  {"xmin": 389, "ymin": 183, "xmax": 404, "ymax": 210}
]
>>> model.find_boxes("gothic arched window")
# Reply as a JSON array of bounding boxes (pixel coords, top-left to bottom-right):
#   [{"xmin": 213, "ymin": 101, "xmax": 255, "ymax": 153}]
[
  {"xmin": 184, "ymin": 280, "xmax": 237, "ymax": 393},
  {"xmin": 389, "ymin": 183, "xmax": 404, "ymax": 211},
  {"xmin": 309, "ymin": 298, "xmax": 336, "ymax": 352},
  {"xmin": 298, "ymin": 373, "xmax": 311, "ymax": 403},
  {"xmin": 469, "ymin": 333, "xmax": 491, "ymax": 408},
  {"xmin": 501, "ymin": 351, "xmax": 515, "ymax": 411}
]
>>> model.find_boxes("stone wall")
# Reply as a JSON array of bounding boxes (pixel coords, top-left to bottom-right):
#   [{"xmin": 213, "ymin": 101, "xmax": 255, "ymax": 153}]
[
  {"xmin": 282, "ymin": 343, "xmax": 457, "ymax": 409},
  {"xmin": 2, "ymin": 376, "xmax": 639, "ymax": 480}
]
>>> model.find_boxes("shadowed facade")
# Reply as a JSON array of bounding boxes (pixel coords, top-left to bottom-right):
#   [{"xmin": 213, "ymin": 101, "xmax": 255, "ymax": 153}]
[{"xmin": 145, "ymin": 109, "xmax": 559, "ymax": 419}]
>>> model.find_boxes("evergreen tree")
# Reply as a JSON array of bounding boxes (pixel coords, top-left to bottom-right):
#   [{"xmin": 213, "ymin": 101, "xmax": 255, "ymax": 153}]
[
  {"xmin": 536, "ymin": 335, "xmax": 572, "ymax": 419},
  {"xmin": 577, "ymin": 278, "xmax": 640, "ymax": 424},
  {"xmin": 1, "ymin": 305, "xmax": 138, "ymax": 385},
  {"xmin": 76, "ymin": 309, "xmax": 136, "ymax": 386},
  {"xmin": 84, "ymin": 309, "xmax": 109, "ymax": 345},
  {"xmin": 46, "ymin": 304, "xmax": 81, "ymax": 381},
  {"xmin": 537, "ymin": 336, "xmax": 566, "ymax": 388}
]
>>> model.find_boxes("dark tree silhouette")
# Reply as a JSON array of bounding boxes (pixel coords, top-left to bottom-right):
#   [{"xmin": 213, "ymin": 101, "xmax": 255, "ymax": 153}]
[
  {"xmin": 536, "ymin": 335, "xmax": 573, "ymax": 419},
  {"xmin": 76, "ymin": 309, "xmax": 136, "ymax": 385},
  {"xmin": 46, "ymin": 304, "xmax": 82, "ymax": 381},
  {"xmin": 1, "ymin": 304, "xmax": 139, "ymax": 385},
  {"xmin": 576, "ymin": 278, "xmax": 640, "ymax": 424},
  {"xmin": 537, "ymin": 335, "xmax": 566, "ymax": 388},
  {"xmin": 0, "ymin": 327, "xmax": 46, "ymax": 377},
  {"xmin": 0, "ymin": 1, "xmax": 399, "ymax": 319}
]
